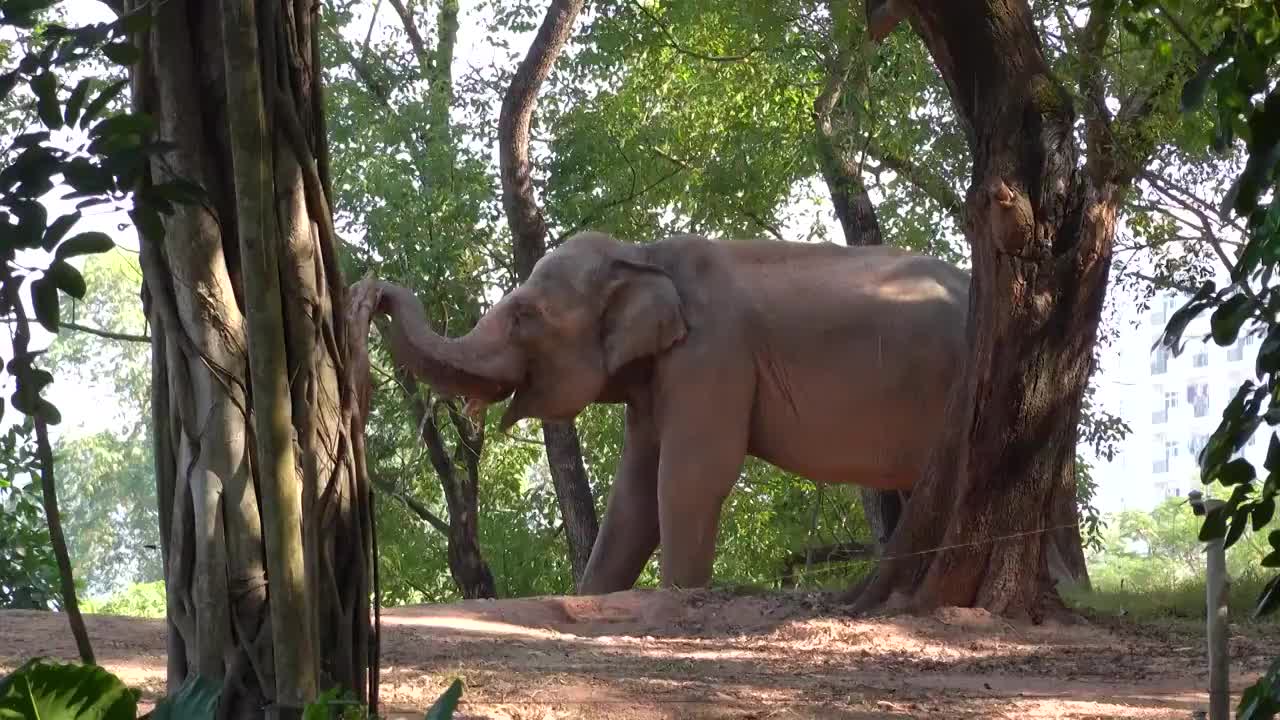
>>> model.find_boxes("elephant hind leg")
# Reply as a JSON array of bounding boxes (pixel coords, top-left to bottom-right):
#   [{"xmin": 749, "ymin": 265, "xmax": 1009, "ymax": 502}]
[{"xmin": 578, "ymin": 403, "xmax": 661, "ymax": 595}]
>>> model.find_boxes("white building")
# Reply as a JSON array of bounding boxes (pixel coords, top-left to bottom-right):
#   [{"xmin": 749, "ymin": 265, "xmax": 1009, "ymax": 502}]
[{"xmin": 1087, "ymin": 286, "xmax": 1267, "ymax": 513}]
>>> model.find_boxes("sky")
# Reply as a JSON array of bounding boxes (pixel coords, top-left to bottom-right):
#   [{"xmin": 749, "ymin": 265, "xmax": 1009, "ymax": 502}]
[{"xmin": 10, "ymin": 0, "xmax": 1226, "ymax": 517}]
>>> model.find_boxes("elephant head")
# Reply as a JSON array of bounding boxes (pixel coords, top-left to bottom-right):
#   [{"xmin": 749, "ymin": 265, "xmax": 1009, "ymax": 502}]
[{"xmin": 355, "ymin": 231, "xmax": 688, "ymax": 430}]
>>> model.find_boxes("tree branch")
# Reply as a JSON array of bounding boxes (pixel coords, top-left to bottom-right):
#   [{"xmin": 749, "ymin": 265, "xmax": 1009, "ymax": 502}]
[
  {"xmin": 865, "ymin": 144, "xmax": 964, "ymax": 225},
  {"xmin": 627, "ymin": 0, "xmax": 763, "ymax": 63},
  {"xmin": 387, "ymin": 0, "xmax": 433, "ymax": 77},
  {"xmin": 373, "ymin": 476, "xmax": 449, "ymax": 535}
]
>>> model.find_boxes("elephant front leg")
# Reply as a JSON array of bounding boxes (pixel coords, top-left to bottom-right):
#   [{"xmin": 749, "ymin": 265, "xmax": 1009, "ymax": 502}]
[
  {"xmin": 654, "ymin": 389, "xmax": 750, "ymax": 590},
  {"xmin": 578, "ymin": 402, "xmax": 661, "ymax": 595}
]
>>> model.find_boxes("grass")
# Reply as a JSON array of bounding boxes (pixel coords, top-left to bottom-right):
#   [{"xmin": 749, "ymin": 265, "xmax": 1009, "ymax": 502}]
[{"xmin": 1062, "ymin": 571, "xmax": 1278, "ymax": 625}]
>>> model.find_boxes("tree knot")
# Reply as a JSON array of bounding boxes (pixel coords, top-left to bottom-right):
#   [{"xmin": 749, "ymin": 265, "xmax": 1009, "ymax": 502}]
[{"xmin": 982, "ymin": 178, "xmax": 1035, "ymax": 257}]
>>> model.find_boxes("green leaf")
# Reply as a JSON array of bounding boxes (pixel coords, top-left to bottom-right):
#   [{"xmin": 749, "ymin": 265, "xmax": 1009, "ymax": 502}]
[
  {"xmin": 0, "ymin": 658, "xmax": 136, "ymax": 720},
  {"xmin": 1237, "ymin": 655, "xmax": 1280, "ymax": 719},
  {"xmin": 41, "ymin": 211, "xmax": 80, "ymax": 251},
  {"xmin": 30, "ymin": 276, "xmax": 59, "ymax": 333},
  {"xmin": 78, "ymin": 79, "xmax": 128, "ymax": 129},
  {"xmin": 424, "ymin": 679, "xmax": 463, "ymax": 720},
  {"xmin": 87, "ymin": 112, "xmax": 154, "ymax": 140},
  {"xmin": 1267, "ymin": 434, "xmax": 1280, "ymax": 472},
  {"xmin": 1210, "ymin": 293, "xmax": 1253, "ymax": 345},
  {"xmin": 1255, "ymin": 574, "xmax": 1280, "ymax": 619},
  {"xmin": 143, "ymin": 673, "xmax": 220, "ymax": 720},
  {"xmin": 54, "ymin": 231, "xmax": 114, "ymax": 260},
  {"xmin": 0, "ymin": 71, "xmax": 18, "ymax": 102},
  {"xmin": 11, "ymin": 200, "xmax": 47, "ymax": 249},
  {"xmin": 64, "ymin": 77, "xmax": 92, "ymax": 126},
  {"xmin": 46, "ymin": 260, "xmax": 86, "ymax": 299},
  {"xmin": 11, "ymin": 131, "xmax": 50, "ymax": 149},
  {"xmin": 1220, "ymin": 457, "xmax": 1257, "ymax": 485},
  {"xmin": 100, "ymin": 41, "xmax": 140, "ymax": 65},
  {"xmin": 1199, "ymin": 504, "xmax": 1230, "ymax": 541},
  {"xmin": 29, "ymin": 71, "xmax": 61, "ymax": 130},
  {"xmin": 1254, "ymin": 498, "xmax": 1276, "ymax": 532},
  {"xmin": 1226, "ymin": 503, "xmax": 1253, "ymax": 548}
]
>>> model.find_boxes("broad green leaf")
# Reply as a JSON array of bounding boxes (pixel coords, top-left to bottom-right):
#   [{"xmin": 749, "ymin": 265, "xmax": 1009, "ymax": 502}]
[
  {"xmin": 41, "ymin": 211, "xmax": 80, "ymax": 250},
  {"xmin": 0, "ymin": 71, "xmax": 18, "ymax": 102},
  {"xmin": 1254, "ymin": 498, "xmax": 1276, "ymax": 532},
  {"xmin": 424, "ymin": 678, "xmax": 463, "ymax": 720},
  {"xmin": 78, "ymin": 79, "xmax": 128, "ymax": 128},
  {"xmin": 1255, "ymin": 574, "xmax": 1280, "ymax": 619},
  {"xmin": 47, "ymin": 260, "xmax": 86, "ymax": 299},
  {"xmin": 30, "ymin": 276, "xmax": 59, "ymax": 333},
  {"xmin": 1210, "ymin": 293, "xmax": 1253, "ymax": 345},
  {"xmin": 11, "ymin": 131, "xmax": 50, "ymax": 149},
  {"xmin": 29, "ymin": 71, "xmax": 61, "ymax": 130},
  {"xmin": 1219, "ymin": 457, "xmax": 1257, "ymax": 485},
  {"xmin": 100, "ymin": 41, "xmax": 139, "ymax": 66},
  {"xmin": 0, "ymin": 658, "xmax": 136, "ymax": 720},
  {"xmin": 1225, "ymin": 503, "xmax": 1252, "ymax": 548},
  {"xmin": 87, "ymin": 113, "xmax": 154, "ymax": 140},
  {"xmin": 54, "ymin": 231, "xmax": 114, "ymax": 260},
  {"xmin": 1199, "ymin": 504, "xmax": 1229, "ymax": 541},
  {"xmin": 143, "ymin": 673, "xmax": 220, "ymax": 720},
  {"xmin": 64, "ymin": 77, "xmax": 92, "ymax": 126},
  {"xmin": 1237, "ymin": 655, "xmax": 1280, "ymax": 719}
]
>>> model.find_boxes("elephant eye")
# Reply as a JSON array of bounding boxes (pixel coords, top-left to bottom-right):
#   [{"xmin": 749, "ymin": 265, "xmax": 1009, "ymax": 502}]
[{"xmin": 511, "ymin": 302, "xmax": 540, "ymax": 330}]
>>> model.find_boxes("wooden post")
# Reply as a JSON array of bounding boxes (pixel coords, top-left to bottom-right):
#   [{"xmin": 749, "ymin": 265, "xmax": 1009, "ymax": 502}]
[{"xmin": 1189, "ymin": 490, "xmax": 1230, "ymax": 720}]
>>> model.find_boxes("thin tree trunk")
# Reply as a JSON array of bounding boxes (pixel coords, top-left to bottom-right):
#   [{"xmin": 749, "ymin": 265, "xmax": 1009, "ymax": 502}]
[
  {"xmin": 399, "ymin": 368, "xmax": 497, "ymax": 599},
  {"xmin": 852, "ymin": 0, "xmax": 1117, "ymax": 618},
  {"xmin": 10, "ymin": 299, "xmax": 95, "ymax": 664},
  {"xmin": 128, "ymin": 0, "xmax": 374, "ymax": 713},
  {"xmin": 498, "ymin": 0, "xmax": 599, "ymax": 587}
]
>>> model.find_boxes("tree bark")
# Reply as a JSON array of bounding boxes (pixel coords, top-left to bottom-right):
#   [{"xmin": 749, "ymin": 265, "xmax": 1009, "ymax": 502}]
[
  {"xmin": 852, "ymin": 0, "xmax": 1116, "ymax": 619},
  {"xmin": 398, "ymin": 368, "xmax": 497, "ymax": 599},
  {"xmin": 8, "ymin": 298, "xmax": 95, "ymax": 664},
  {"xmin": 129, "ymin": 0, "xmax": 373, "ymax": 714},
  {"xmin": 498, "ymin": 0, "xmax": 599, "ymax": 587}
]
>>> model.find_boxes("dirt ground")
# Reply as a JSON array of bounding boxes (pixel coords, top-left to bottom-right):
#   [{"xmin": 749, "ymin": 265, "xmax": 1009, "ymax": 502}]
[{"xmin": 1, "ymin": 589, "xmax": 1275, "ymax": 719}]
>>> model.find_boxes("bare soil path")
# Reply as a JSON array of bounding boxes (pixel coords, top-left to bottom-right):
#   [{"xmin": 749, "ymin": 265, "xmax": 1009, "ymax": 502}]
[{"xmin": 2, "ymin": 589, "xmax": 1274, "ymax": 718}]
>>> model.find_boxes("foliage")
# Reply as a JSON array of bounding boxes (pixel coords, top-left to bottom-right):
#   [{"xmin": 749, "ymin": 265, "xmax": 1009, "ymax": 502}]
[
  {"xmin": 1147, "ymin": 2, "xmax": 1280, "ymax": 714},
  {"xmin": 1153, "ymin": 0, "xmax": 1280, "ymax": 622},
  {"xmin": 0, "ymin": 659, "xmax": 461, "ymax": 720},
  {"xmin": 43, "ymin": 252, "xmax": 156, "ymax": 597},
  {"xmin": 79, "ymin": 581, "xmax": 164, "ymax": 619},
  {"xmin": 0, "ymin": 659, "xmax": 221, "ymax": 720},
  {"xmin": 0, "ymin": 658, "xmax": 137, "ymax": 720},
  {"xmin": 0, "ymin": 420, "xmax": 56, "ymax": 609}
]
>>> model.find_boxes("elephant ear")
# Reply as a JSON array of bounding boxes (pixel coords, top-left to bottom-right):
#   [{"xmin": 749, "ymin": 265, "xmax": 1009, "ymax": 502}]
[{"xmin": 601, "ymin": 260, "xmax": 688, "ymax": 375}]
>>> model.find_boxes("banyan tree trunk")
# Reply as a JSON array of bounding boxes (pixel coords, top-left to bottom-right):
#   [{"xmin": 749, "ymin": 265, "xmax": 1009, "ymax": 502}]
[{"xmin": 127, "ymin": 0, "xmax": 374, "ymax": 714}]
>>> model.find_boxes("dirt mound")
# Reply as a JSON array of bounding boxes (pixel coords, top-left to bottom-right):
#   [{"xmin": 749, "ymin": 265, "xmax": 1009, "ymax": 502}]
[{"xmin": 3, "ymin": 588, "xmax": 1274, "ymax": 719}]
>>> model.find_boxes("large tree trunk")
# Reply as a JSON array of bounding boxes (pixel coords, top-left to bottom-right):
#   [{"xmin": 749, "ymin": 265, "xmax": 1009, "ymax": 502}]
[
  {"xmin": 853, "ymin": 0, "xmax": 1114, "ymax": 618},
  {"xmin": 498, "ymin": 0, "xmax": 599, "ymax": 587},
  {"xmin": 129, "ymin": 0, "xmax": 374, "ymax": 714}
]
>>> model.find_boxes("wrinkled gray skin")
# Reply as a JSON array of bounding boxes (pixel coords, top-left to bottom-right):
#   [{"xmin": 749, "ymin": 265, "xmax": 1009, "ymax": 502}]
[{"xmin": 369, "ymin": 230, "xmax": 969, "ymax": 594}]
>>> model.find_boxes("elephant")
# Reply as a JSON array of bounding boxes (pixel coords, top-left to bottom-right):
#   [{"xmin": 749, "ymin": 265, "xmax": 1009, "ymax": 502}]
[{"xmin": 352, "ymin": 230, "xmax": 969, "ymax": 595}]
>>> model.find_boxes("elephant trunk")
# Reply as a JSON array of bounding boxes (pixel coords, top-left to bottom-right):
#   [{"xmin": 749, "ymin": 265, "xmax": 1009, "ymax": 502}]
[{"xmin": 348, "ymin": 278, "xmax": 523, "ymax": 404}]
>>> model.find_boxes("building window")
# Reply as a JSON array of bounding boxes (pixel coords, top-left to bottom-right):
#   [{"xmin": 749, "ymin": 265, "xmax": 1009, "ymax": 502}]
[
  {"xmin": 1153, "ymin": 433, "xmax": 1168, "ymax": 473},
  {"xmin": 1151, "ymin": 345, "xmax": 1169, "ymax": 375},
  {"xmin": 1193, "ymin": 345, "xmax": 1209, "ymax": 367},
  {"xmin": 1151, "ymin": 297, "xmax": 1167, "ymax": 325},
  {"xmin": 1229, "ymin": 340, "xmax": 1244, "ymax": 362},
  {"xmin": 1190, "ymin": 432, "xmax": 1209, "ymax": 458},
  {"xmin": 1187, "ymin": 381, "xmax": 1210, "ymax": 417}
]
